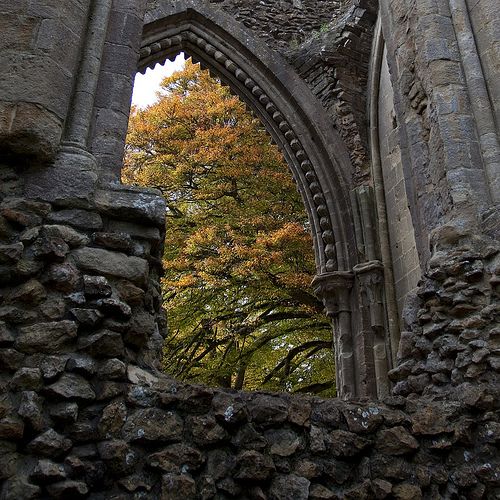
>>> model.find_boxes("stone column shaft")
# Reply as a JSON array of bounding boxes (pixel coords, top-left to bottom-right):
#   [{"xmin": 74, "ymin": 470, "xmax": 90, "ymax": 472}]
[
  {"xmin": 354, "ymin": 260, "xmax": 390, "ymax": 399},
  {"xmin": 64, "ymin": 0, "xmax": 113, "ymax": 151},
  {"xmin": 449, "ymin": 0, "xmax": 500, "ymax": 204},
  {"xmin": 25, "ymin": 0, "xmax": 113, "ymax": 207},
  {"xmin": 312, "ymin": 271, "xmax": 356, "ymax": 399}
]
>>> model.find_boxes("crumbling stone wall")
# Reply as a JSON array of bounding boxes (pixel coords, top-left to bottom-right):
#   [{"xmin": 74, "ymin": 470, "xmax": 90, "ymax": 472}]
[
  {"xmin": 207, "ymin": 0, "xmax": 378, "ymax": 182},
  {"xmin": 1, "ymin": 0, "xmax": 500, "ymax": 498},
  {"xmin": 0, "ymin": 162, "xmax": 498, "ymax": 497},
  {"xmin": 0, "ymin": 155, "xmax": 498, "ymax": 500},
  {"xmin": 205, "ymin": 0, "xmax": 346, "ymax": 52}
]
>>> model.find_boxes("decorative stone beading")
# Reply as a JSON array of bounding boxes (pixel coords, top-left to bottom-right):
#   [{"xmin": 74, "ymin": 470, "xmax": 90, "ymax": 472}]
[{"xmin": 139, "ymin": 29, "xmax": 338, "ymax": 273}]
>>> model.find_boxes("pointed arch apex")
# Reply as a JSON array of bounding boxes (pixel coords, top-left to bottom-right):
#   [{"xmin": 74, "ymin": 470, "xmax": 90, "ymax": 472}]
[{"xmin": 141, "ymin": 1, "xmax": 358, "ymax": 275}]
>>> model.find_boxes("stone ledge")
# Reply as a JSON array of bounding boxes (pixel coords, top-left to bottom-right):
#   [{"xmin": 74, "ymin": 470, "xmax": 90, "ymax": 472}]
[{"xmin": 94, "ymin": 185, "xmax": 166, "ymax": 227}]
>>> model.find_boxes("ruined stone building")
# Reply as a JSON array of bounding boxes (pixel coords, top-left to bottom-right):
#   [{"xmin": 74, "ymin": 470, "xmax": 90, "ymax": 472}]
[{"xmin": 0, "ymin": 0, "xmax": 498, "ymax": 498}]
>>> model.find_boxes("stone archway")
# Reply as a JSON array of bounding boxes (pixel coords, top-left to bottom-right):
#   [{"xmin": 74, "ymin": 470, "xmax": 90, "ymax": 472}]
[
  {"xmin": 2, "ymin": 1, "xmax": 500, "ymax": 497},
  {"xmin": 11, "ymin": 0, "xmax": 397, "ymax": 400},
  {"xmin": 140, "ymin": 3, "xmax": 358, "ymax": 278},
  {"xmin": 136, "ymin": 2, "xmax": 394, "ymax": 399}
]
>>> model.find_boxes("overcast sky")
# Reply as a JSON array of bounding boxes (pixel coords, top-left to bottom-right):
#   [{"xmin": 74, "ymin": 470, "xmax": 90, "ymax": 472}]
[{"xmin": 131, "ymin": 54, "xmax": 186, "ymax": 109}]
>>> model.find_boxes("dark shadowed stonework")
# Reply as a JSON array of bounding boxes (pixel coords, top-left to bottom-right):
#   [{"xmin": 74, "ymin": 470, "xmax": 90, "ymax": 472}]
[{"xmin": 0, "ymin": 0, "xmax": 499, "ymax": 498}]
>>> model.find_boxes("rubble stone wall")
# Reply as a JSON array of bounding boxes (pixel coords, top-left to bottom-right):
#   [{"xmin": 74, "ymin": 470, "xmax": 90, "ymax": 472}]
[
  {"xmin": 1, "ymin": 162, "xmax": 499, "ymax": 498},
  {"xmin": 0, "ymin": 0, "xmax": 499, "ymax": 498},
  {"xmin": 0, "ymin": 166, "xmax": 500, "ymax": 500}
]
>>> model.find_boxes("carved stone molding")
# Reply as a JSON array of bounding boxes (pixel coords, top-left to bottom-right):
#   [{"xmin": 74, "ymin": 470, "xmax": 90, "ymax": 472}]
[
  {"xmin": 353, "ymin": 260, "xmax": 384, "ymax": 329},
  {"xmin": 312, "ymin": 271, "xmax": 356, "ymax": 398},
  {"xmin": 138, "ymin": 26, "xmax": 342, "ymax": 273},
  {"xmin": 353, "ymin": 259, "xmax": 390, "ymax": 397},
  {"xmin": 311, "ymin": 271, "xmax": 354, "ymax": 317}
]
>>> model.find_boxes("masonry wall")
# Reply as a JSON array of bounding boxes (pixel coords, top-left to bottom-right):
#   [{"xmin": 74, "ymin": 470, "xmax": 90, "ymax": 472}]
[
  {"xmin": 0, "ymin": 0, "xmax": 499, "ymax": 498},
  {"xmin": 467, "ymin": 0, "xmax": 500, "ymax": 130},
  {"xmin": 0, "ymin": 0, "xmax": 90, "ymax": 161},
  {"xmin": 378, "ymin": 47, "xmax": 421, "ymax": 317},
  {"xmin": 0, "ymin": 163, "xmax": 499, "ymax": 499}
]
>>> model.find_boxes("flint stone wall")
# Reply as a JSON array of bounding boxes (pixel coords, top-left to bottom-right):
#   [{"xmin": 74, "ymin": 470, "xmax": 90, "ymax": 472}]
[{"xmin": 1, "ymin": 163, "xmax": 499, "ymax": 499}]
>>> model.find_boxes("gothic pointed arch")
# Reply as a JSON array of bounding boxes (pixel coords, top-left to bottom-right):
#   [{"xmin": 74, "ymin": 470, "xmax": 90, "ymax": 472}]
[
  {"xmin": 132, "ymin": 1, "xmax": 397, "ymax": 399},
  {"xmin": 141, "ymin": 1, "xmax": 358, "ymax": 277}
]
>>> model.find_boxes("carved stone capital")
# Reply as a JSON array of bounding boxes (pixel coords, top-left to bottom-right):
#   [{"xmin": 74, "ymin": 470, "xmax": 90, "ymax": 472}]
[{"xmin": 312, "ymin": 271, "xmax": 354, "ymax": 317}]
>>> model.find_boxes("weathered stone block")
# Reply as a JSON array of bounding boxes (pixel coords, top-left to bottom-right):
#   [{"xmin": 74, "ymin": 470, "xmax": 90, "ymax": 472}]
[
  {"xmin": 0, "ymin": 477, "xmax": 41, "ymax": 500},
  {"xmin": 376, "ymin": 426, "xmax": 419, "ymax": 455},
  {"xmin": 15, "ymin": 321, "xmax": 78, "ymax": 354},
  {"xmin": 188, "ymin": 415, "xmax": 228, "ymax": 446},
  {"xmin": 10, "ymin": 367, "xmax": 43, "ymax": 391},
  {"xmin": 107, "ymin": 220, "xmax": 162, "ymax": 242},
  {"xmin": 0, "ymin": 413, "xmax": 24, "ymax": 440},
  {"xmin": 70, "ymin": 308, "xmax": 103, "ymax": 327},
  {"xmin": 0, "ymin": 242, "xmax": 23, "ymax": 263},
  {"xmin": 161, "ymin": 473, "xmax": 196, "ymax": 499},
  {"xmin": 0, "ymin": 321, "xmax": 14, "ymax": 345},
  {"xmin": 96, "ymin": 297, "xmax": 132, "ymax": 319},
  {"xmin": 247, "ymin": 394, "xmax": 288, "ymax": 425},
  {"xmin": 27, "ymin": 428, "xmax": 72, "ymax": 458},
  {"xmin": 123, "ymin": 408, "xmax": 183, "ymax": 443},
  {"xmin": 212, "ymin": 392, "xmax": 247, "ymax": 425},
  {"xmin": 47, "ymin": 209, "xmax": 103, "ymax": 230},
  {"xmin": 77, "ymin": 330, "xmax": 125, "ymax": 358},
  {"xmin": 94, "ymin": 186, "xmax": 165, "ymax": 226},
  {"xmin": 93, "ymin": 231, "xmax": 134, "ymax": 252},
  {"xmin": 66, "ymin": 354, "xmax": 97, "ymax": 376},
  {"xmin": 148, "ymin": 443, "xmax": 204, "ymax": 472},
  {"xmin": 269, "ymin": 474, "xmax": 310, "ymax": 500},
  {"xmin": 49, "ymin": 402, "xmax": 79, "ymax": 423},
  {"xmin": 45, "ymin": 373, "xmax": 96, "ymax": 401},
  {"xmin": 342, "ymin": 405, "xmax": 384, "ymax": 433},
  {"xmin": 7, "ymin": 279, "xmax": 46, "ymax": 305},
  {"xmin": 98, "ymin": 400, "xmax": 127, "ymax": 438},
  {"xmin": 72, "ymin": 247, "xmax": 149, "ymax": 286},
  {"xmin": 266, "ymin": 428, "xmax": 302, "ymax": 457},
  {"xmin": 328, "ymin": 429, "xmax": 370, "ymax": 457},
  {"xmin": 45, "ymin": 480, "xmax": 89, "ymax": 499},
  {"xmin": 235, "ymin": 450, "xmax": 275, "ymax": 480},
  {"xmin": 98, "ymin": 358, "xmax": 127, "ymax": 380},
  {"xmin": 83, "ymin": 275, "xmax": 112, "ymax": 298},
  {"xmin": 97, "ymin": 439, "xmax": 137, "ymax": 475},
  {"xmin": 31, "ymin": 459, "xmax": 67, "ymax": 484},
  {"xmin": 124, "ymin": 311, "xmax": 156, "ymax": 347}
]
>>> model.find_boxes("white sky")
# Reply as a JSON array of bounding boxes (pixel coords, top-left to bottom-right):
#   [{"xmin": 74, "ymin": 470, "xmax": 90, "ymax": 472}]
[{"xmin": 132, "ymin": 54, "xmax": 186, "ymax": 109}]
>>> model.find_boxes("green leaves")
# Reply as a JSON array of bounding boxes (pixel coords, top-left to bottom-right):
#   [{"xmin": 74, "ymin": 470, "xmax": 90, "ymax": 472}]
[{"xmin": 125, "ymin": 59, "xmax": 335, "ymax": 396}]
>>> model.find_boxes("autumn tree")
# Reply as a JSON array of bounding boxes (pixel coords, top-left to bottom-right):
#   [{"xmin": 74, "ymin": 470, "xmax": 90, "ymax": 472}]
[{"xmin": 124, "ymin": 59, "xmax": 335, "ymax": 396}]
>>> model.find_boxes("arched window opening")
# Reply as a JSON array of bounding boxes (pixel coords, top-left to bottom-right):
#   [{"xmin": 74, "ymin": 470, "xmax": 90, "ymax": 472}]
[{"xmin": 124, "ymin": 56, "xmax": 336, "ymax": 396}]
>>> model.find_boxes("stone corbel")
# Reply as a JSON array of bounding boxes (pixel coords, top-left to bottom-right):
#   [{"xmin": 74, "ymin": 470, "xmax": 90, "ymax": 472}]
[{"xmin": 312, "ymin": 271, "xmax": 356, "ymax": 399}]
